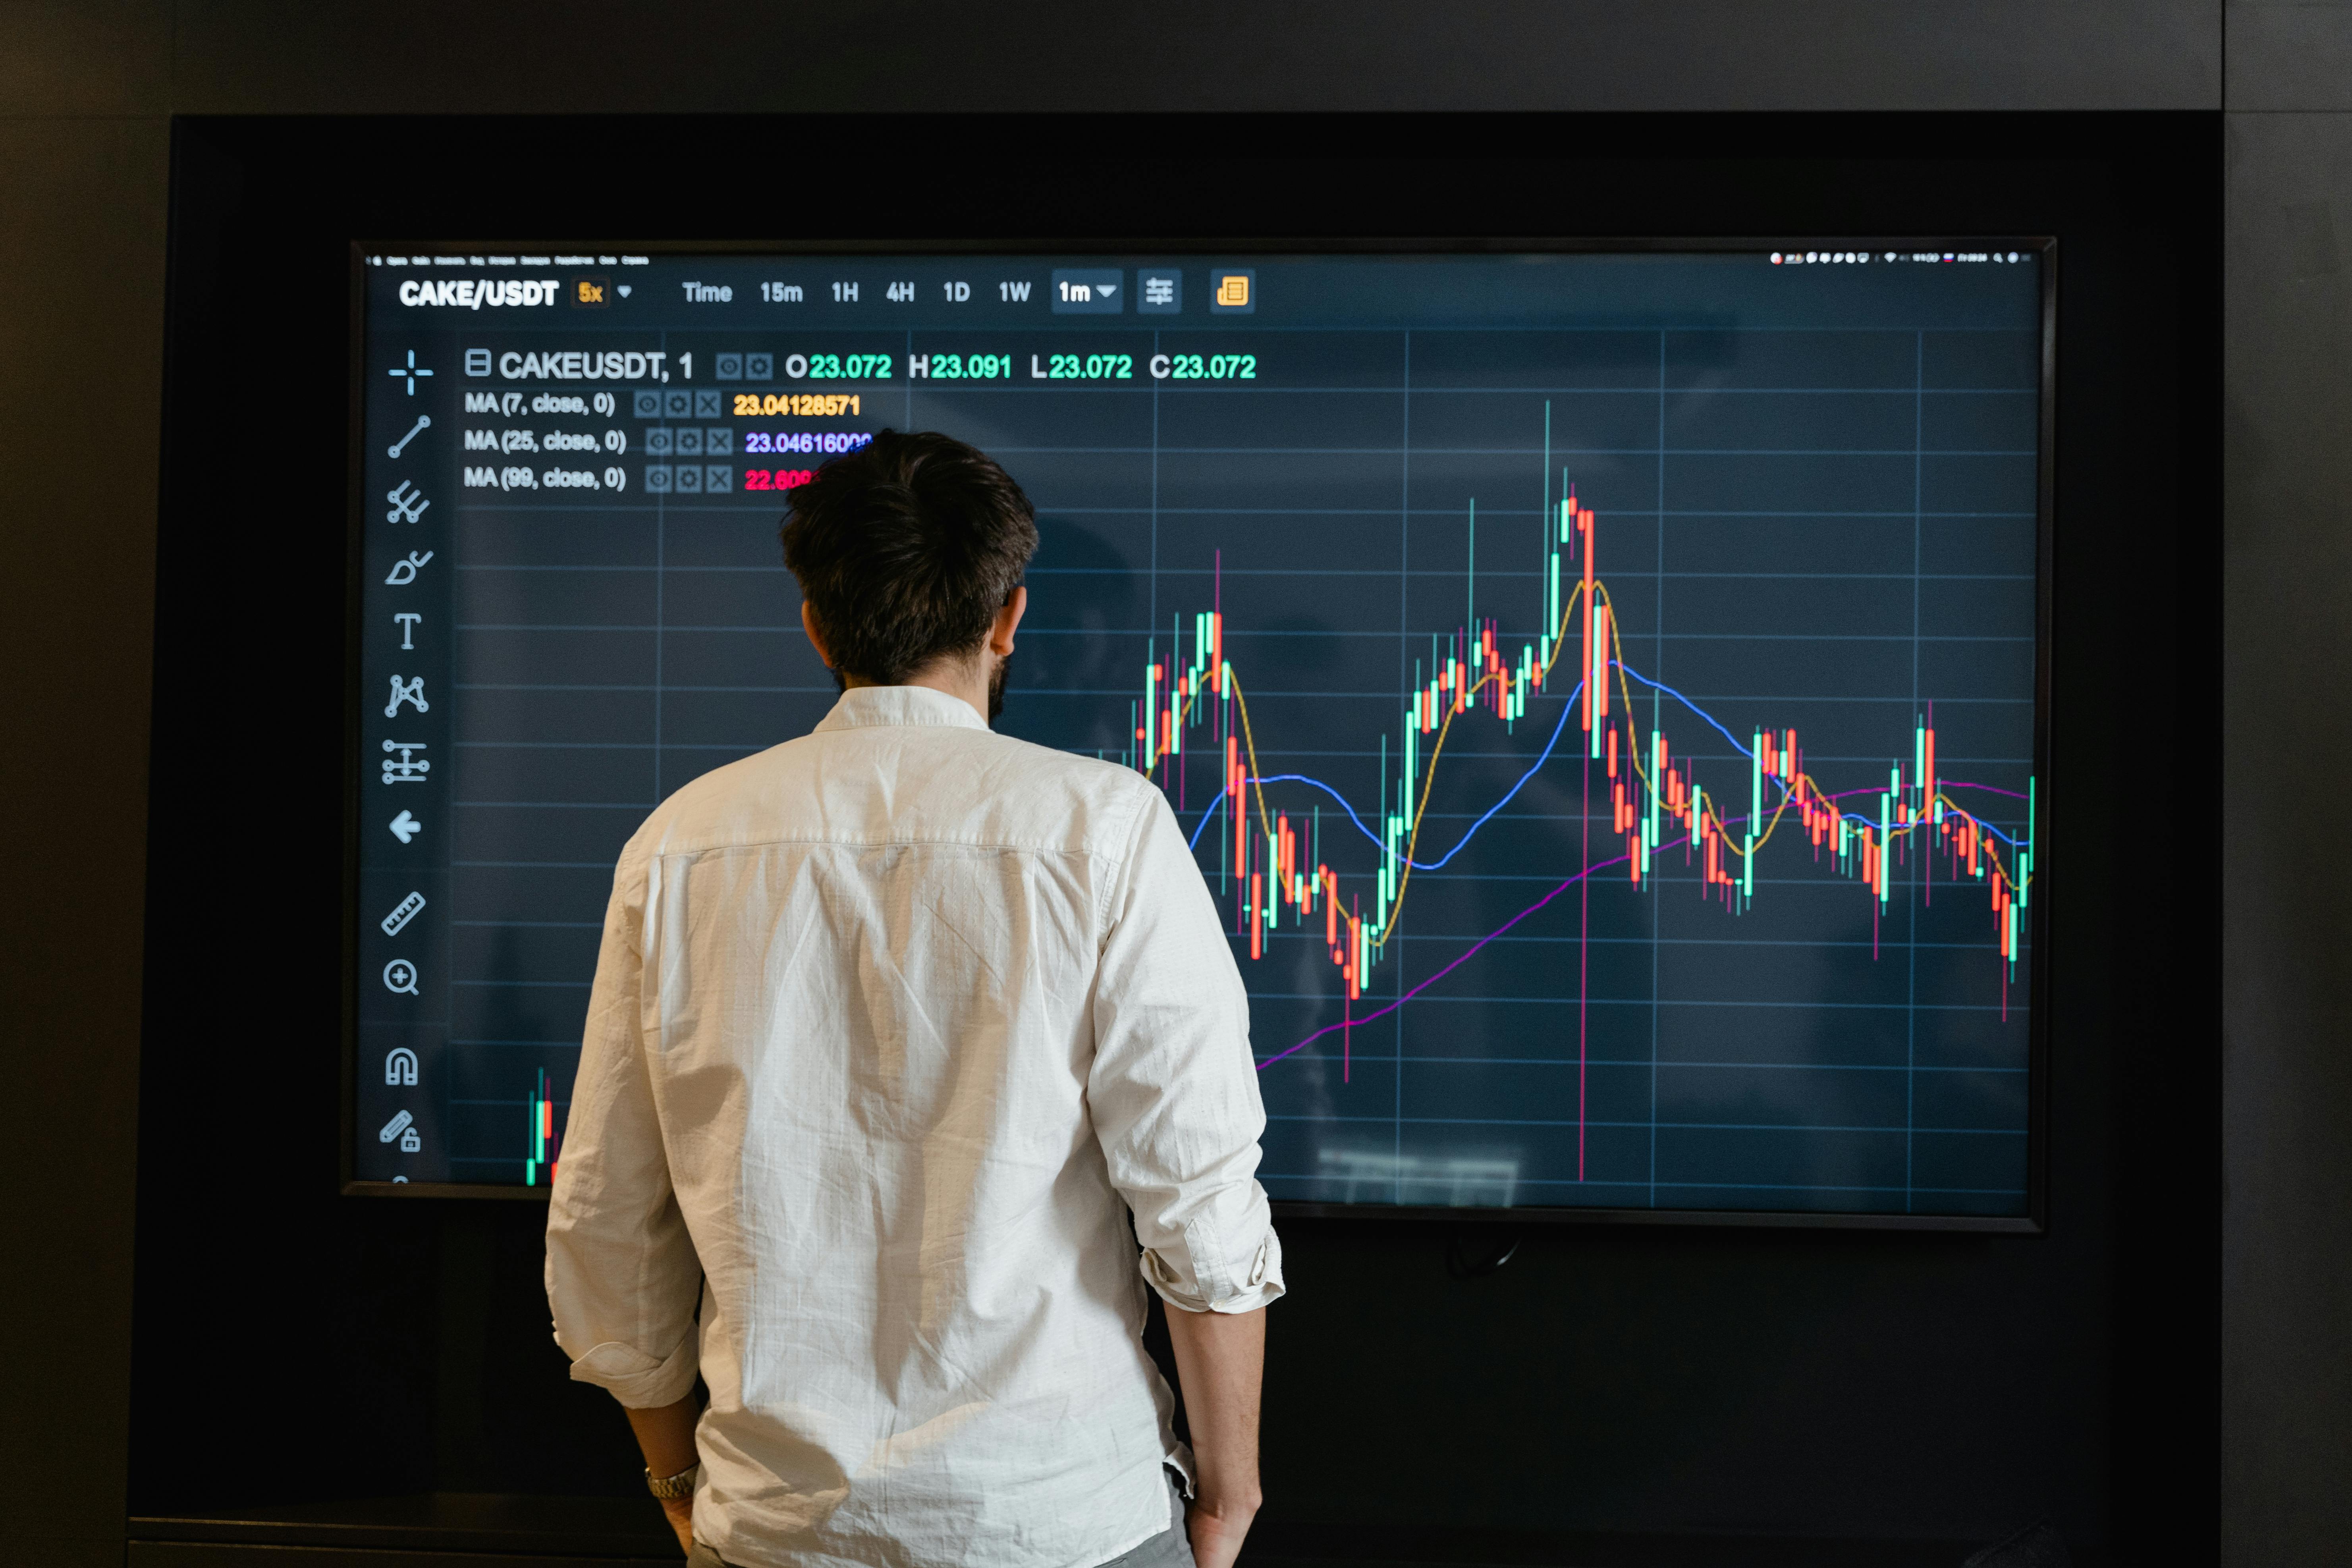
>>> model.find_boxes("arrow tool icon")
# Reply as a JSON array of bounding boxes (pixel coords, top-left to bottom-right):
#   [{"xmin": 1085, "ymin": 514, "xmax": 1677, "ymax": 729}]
[{"xmin": 389, "ymin": 810, "xmax": 421, "ymax": 844}]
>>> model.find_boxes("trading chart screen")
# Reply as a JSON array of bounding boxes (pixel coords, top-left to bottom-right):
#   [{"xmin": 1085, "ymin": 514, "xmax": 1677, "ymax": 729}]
[{"xmin": 353, "ymin": 244, "xmax": 2045, "ymax": 1220}]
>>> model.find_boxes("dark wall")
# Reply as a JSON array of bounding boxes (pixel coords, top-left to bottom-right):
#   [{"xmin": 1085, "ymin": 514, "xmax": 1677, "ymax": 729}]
[
  {"xmin": 131, "ymin": 112, "xmax": 2215, "ymax": 1560},
  {"xmin": 2221, "ymin": 13, "xmax": 2352, "ymax": 1559},
  {"xmin": 0, "ymin": 5, "xmax": 2336, "ymax": 1568},
  {"xmin": 0, "ymin": 109, "xmax": 164, "ymax": 1568}
]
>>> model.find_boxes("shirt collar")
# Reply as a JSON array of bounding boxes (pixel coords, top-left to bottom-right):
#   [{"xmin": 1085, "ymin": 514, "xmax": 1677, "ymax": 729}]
[{"xmin": 814, "ymin": 685, "xmax": 992, "ymax": 735}]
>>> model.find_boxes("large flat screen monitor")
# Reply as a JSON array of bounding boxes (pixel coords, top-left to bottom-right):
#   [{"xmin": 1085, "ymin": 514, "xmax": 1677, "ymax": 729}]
[{"xmin": 350, "ymin": 242, "xmax": 2048, "ymax": 1225}]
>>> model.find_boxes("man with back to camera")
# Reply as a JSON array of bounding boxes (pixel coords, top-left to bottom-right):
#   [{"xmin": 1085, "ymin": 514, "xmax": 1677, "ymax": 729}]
[{"xmin": 544, "ymin": 430, "xmax": 1283, "ymax": 1568}]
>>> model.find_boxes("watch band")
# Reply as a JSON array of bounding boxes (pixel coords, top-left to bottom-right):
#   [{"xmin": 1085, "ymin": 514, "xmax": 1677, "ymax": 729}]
[{"xmin": 646, "ymin": 1462, "xmax": 700, "ymax": 1500}]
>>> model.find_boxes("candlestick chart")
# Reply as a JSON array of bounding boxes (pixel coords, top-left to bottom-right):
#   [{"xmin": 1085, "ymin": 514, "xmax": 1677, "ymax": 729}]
[
  {"xmin": 357, "ymin": 247, "xmax": 2044, "ymax": 1217},
  {"xmin": 1005, "ymin": 310, "xmax": 2046, "ymax": 1219},
  {"xmin": 1108, "ymin": 444, "xmax": 2037, "ymax": 1215}
]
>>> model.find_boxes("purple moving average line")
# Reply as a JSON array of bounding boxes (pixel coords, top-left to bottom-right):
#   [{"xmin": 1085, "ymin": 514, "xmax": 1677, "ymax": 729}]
[
  {"xmin": 1256, "ymin": 850, "xmax": 1634, "ymax": 1070},
  {"xmin": 1939, "ymin": 777, "xmax": 2028, "ymax": 800},
  {"xmin": 1250, "ymin": 777, "xmax": 2028, "ymax": 1071},
  {"xmin": 1250, "ymin": 780, "xmax": 2024, "ymax": 1069}
]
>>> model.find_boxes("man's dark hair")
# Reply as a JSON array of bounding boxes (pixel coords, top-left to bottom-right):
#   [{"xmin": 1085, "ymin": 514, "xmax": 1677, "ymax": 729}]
[{"xmin": 780, "ymin": 430, "xmax": 1038, "ymax": 685}]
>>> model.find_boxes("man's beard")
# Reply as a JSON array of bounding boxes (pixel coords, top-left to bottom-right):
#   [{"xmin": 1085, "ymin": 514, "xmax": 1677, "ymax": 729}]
[{"xmin": 822, "ymin": 654, "xmax": 1008, "ymax": 718}]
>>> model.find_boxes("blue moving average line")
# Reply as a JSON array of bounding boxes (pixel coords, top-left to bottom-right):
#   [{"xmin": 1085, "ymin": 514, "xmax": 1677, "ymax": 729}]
[{"xmin": 1178, "ymin": 659, "xmax": 2027, "ymax": 864}]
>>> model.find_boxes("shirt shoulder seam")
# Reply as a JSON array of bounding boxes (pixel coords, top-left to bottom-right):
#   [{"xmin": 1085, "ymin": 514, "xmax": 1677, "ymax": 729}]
[{"xmin": 1098, "ymin": 777, "xmax": 1163, "ymax": 945}]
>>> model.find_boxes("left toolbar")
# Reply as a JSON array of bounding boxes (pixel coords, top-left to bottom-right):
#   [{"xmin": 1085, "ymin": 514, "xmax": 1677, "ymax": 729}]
[{"xmin": 357, "ymin": 328, "xmax": 454, "ymax": 1185}]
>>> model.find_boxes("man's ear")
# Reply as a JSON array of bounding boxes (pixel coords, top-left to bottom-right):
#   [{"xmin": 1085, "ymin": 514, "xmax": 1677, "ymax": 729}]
[
  {"xmin": 989, "ymin": 585, "xmax": 1028, "ymax": 657},
  {"xmin": 801, "ymin": 600, "xmax": 834, "ymax": 668}
]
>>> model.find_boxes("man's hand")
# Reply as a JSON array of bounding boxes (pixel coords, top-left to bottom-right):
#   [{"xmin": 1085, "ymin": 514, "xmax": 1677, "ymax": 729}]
[
  {"xmin": 1163, "ymin": 1305, "xmax": 1266, "ymax": 1568},
  {"xmin": 1185, "ymin": 1491, "xmax": 1259, "ymax": 1568},
  {"xmin": 624, "ymin": 1393, "xmax": 704, "ymax": 1558},
  {"xmin": 658, "ymin": 1495, "xmax": 694, "ymax": 1555}
]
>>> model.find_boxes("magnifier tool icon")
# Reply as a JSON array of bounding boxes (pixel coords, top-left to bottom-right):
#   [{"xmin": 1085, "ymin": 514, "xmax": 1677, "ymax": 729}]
[{"xmin": 383, "ymin": 959, "xmax": 419, "ymax": 995}]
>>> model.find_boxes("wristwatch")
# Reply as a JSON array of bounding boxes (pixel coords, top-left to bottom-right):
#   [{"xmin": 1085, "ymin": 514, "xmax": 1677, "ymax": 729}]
[{"xmin": 646, "ymin": 1462, "xmax": 700, "ymax": 1499}]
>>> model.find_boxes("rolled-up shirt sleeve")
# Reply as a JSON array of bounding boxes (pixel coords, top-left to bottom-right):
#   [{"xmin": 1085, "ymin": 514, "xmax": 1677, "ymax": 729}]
[
  {"xmin": 544, "ymin": 844, "xmax": 704, "ymax": 1406},
  {"xmin": 1089, "ymin": 787, "xmax": 1286, "ymax": 1315}
]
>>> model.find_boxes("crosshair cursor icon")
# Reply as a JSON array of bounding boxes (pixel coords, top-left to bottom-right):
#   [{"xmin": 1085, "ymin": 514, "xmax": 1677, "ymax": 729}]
[{"xmin": 389, "ymin": 351, "xmax": 432, "ymax": 395}]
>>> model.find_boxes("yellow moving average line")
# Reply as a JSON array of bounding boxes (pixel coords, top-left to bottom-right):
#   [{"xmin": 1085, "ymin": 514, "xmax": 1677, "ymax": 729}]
[{"xmin": 1373, "ymin": 579, "xmax": 1591, "ymax": 941}]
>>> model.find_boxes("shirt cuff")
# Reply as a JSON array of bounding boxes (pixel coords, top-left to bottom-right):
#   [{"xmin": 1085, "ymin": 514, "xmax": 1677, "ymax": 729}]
[
  {"xmin": 1140, "ymin": 1226, "xmax": 1285, "ymax": 1315},
  {"xmin": 560, "ymin": 1330, "xmax": 700, "ymax": 1408}
]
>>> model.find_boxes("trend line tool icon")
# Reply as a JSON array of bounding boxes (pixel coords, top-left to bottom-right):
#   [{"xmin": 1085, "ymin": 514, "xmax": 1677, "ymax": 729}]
[
  {"xmin": 382, "ymin": 959, "xmax": 419, "ymax": 995},
  {"xmin": 389, "ymin": 415, "xmax": 431, "ymax": 457},
  {"xmin": 386, "ymin": 482, "xmax": 430, "ymax": 524}
]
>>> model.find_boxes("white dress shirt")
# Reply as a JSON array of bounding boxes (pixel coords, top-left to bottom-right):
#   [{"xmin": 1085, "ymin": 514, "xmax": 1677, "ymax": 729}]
[{"xmin": 546, "ymin": 684, "xmax": 1284, "ymax": 1568}]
